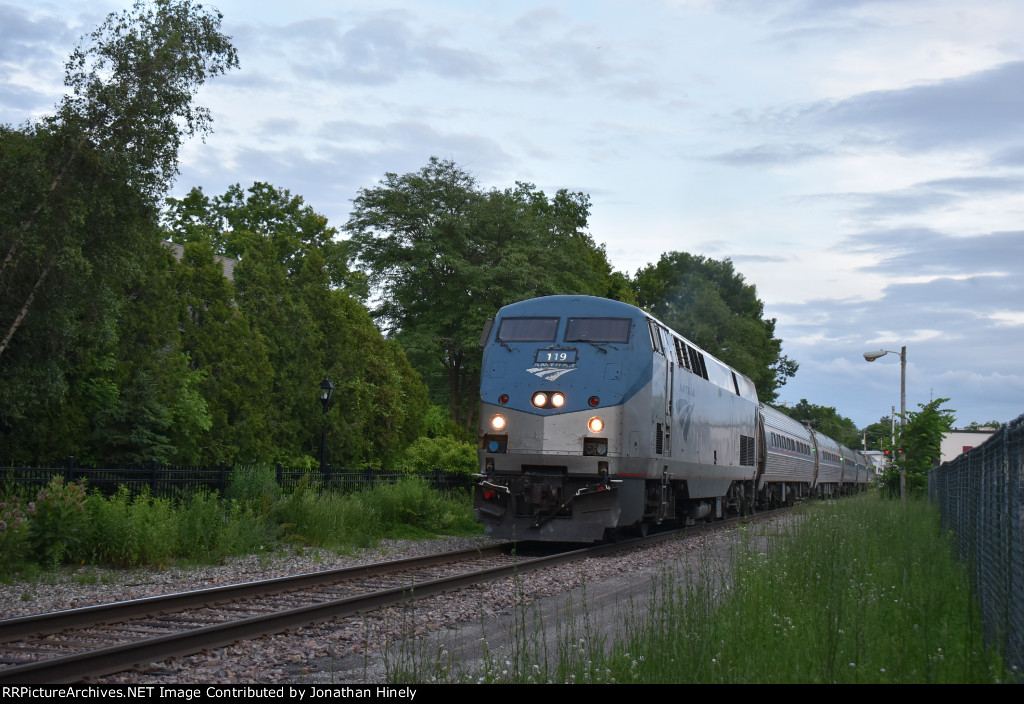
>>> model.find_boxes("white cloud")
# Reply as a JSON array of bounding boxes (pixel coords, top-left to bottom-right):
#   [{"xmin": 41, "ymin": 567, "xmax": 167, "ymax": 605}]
[
  {"xmin": 7, "ymin": 0, "xmax": 1024, "ymax": 429},
  {"xmin": 988, "ymin": 311, "xmax": 1024, "ymax": 327}
]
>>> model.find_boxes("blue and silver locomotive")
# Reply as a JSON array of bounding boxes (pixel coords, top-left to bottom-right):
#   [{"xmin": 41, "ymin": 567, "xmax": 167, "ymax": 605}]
[{"xmin": 473, "ymin": 295, "xmax": 870, "ymax": 542}]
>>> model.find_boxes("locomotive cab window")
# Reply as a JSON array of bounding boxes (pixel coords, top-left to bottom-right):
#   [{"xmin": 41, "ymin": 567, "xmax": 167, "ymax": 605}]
[
  {"xmin": 565, "ymin": 317, "xmax": 631, "ymax": 343},
  {"xmin": 496, "ymin": 317, "xmax": 559, "ymax": 342},
  {"xmin": 647, "ymin": 321, "xmax": 664, "ymax": 354}
]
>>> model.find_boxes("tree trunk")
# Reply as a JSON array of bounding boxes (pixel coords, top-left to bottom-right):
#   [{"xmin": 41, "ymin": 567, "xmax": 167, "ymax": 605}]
[{"xmin": 0, "ymin": 265, "xmax": 51, "ymax": 359}]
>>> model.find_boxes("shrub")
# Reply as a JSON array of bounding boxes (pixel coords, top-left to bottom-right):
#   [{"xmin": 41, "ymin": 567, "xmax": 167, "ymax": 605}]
[
  {"xmin": 84, "ymin": 487, "xmax": 177, "ymax": 567},
  {"xmin": 226, "ymin": 464, "xmax": 280, "ymax": 516},
  {"xmin": 364, "ymin": 477, "xmax": 478, "ymax": 538},
  {"xmin": 0, "ymin": 494, "xmax": 34, "ymax": 575},
  {"xmin": 176, "ymin": 488, "xmax": 225, "ymax": 561},
  {"xmin": 401, "ymin": 436, "xmax": 478, "ymax": 476},
  {"xmin": 214, "ymin": 499, "xmax": 275, "ymax": 555},
  {"xmin": 28, "ymin": 477, "xmax": 88, "ymax": 566},
  {"xmin": 269, "ymin": 475, "xmax": 479, "ymax": 548},
  {"xmin": 424, "ymin": 404, "xmax": 471, "ymax": 441}
]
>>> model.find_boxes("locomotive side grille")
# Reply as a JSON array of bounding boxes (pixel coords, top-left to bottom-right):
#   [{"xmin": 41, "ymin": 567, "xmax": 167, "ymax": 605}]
[
  {"xmin": 675, "ymin": 339, "xmax": 691, "ymax": 371},
  {"xmin": 655, "ymin": 423, "xmax": 664, "ymax": 455},
  {"xmin": 687, "ymin": 347, "xmax": 709, "ymax": 380},
  {"xmin": 740, "ymin": 434, "xmax": 756, "ymax": 466}
]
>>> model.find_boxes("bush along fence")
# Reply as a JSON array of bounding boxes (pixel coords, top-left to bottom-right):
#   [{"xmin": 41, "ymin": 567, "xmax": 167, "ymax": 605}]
[
  {"xmin": 929, "ymin": 412, "xmax": 1024, "ymax": 676},
  {"xmin": 0, "ymin": 457, "xmax": 475, "ymax": 499}
]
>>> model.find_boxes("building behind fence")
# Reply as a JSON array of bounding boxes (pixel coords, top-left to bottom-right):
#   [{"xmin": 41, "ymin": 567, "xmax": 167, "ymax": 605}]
[
  {"xmin": 929, "ymin": 412, "xmax": 1023, "ymax": 675},
  {"xmin": 0, "ymin": 457, "xmax": 473, "ymax": 498}
]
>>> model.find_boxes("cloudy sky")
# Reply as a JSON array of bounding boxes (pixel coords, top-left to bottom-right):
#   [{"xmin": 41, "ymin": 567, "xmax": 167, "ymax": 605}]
[{"xmin": 3, "ymin": 0, "xmax": 1023, "ymax": 431}]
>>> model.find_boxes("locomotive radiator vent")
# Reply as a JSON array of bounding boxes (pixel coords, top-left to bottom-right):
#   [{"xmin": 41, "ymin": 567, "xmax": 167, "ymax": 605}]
[{"xmin": 740, "ymin": 435, "xmax": 756, "ymax": 466}]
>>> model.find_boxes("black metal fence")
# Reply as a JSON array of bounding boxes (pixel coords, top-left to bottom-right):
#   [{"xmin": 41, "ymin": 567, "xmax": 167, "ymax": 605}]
[
  {"xmin": 0, "ymin": 456, "xmax": 474, "ymax": 499},
  {"xmin": 929, "ymin": 413, "xmax": 1023, "ymax": 675}
]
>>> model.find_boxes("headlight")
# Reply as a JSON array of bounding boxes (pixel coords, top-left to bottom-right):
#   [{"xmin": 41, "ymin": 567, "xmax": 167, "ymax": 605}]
[
  {"xmin": 532, "ymin": 392, "xmax": 548, "ymax": 408},
  {"xmin": 491, "ymin": 414, "xmax": 507, "ymax": 431},
  {"xmin": 588, "ymin": 416, "xmax": 604, "ymax": 433},
  {"xmin": 551, "ymin": 392, "xmax": 566, "ymax": 408}
]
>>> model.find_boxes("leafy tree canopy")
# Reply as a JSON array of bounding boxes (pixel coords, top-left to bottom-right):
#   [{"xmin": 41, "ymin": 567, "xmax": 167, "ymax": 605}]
[
  {"xmin": 633, "ymin": 252, "xmax": 797, "ymax": 401},
  {"xmin": 60, "ymin": 0, "xmax": 238, "ymax": 200},
  {"xmin": 962, "ymin": 420, "xmax": 1002, "ymax": 430},
  {"xmin": 164, "ymin": 182, "xmax": 365, "ymax": 296},
  {"xmin": 861, "ymin": 415, "xmax": 898, "ymax": 452},
  {"xmin": 346, "ymin": 157, "xmax": 624, "ymax": 429},
  {"xmin": 881, "ymin": 397, "xmax": 956, "ymax": 497},
  {"xmin": 777, "ymin": 399, "xmax": 860, "ymax": 450},
  {"xmin": 165, "ymin": 182, "xmax": 428, "ymax": 468},
  {"xmin": 0, "ymin": 0, "xmax": 236, "ymax": 447}
]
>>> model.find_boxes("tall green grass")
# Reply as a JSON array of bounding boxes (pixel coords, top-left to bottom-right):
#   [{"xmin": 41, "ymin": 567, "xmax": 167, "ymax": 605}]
[
  {"xmin": 0, "ymin": 474, "xmax": 480, "ymax": 577},
  {"xmin": 270, "ymin": 475, "xmax": 479, "ymax": 549},
  {"xmin": 387, "ymin": 496, "xmax": 1012, "ymax": 684},
  {"xmin": 613, "ymin": 496, "xmax": 1009, "ymax": 683}
]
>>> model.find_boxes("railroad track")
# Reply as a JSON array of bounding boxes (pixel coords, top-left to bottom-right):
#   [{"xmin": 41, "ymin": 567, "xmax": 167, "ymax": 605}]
[
  {"xmin": 0, "ymin": 532, "xmax": 690, "ymax": 684},
  {"xmin": 0, "ymin": 508, "xmax": 792, "ymax": 685}
]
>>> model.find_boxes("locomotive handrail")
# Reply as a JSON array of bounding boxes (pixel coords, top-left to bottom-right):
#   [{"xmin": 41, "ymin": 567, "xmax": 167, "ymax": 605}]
[{"xmin": 476, "ymin": 479, "xmax": 512, "ymax": 495}]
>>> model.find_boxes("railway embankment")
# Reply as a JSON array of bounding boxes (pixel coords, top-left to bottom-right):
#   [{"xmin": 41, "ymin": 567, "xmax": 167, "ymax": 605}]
[
  {"xmin": 1, "ymin": 496, "xmax": 1010, "ymax": 684},
  {"xmin": 370, "ymin": 495, "xmax": 1011, "ymax": 684}
]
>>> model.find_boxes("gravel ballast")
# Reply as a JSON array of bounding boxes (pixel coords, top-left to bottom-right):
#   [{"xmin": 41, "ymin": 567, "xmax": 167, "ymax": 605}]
[{"xmin": 1, "ymin": 516, "xmax": 787, "ymax": 684}]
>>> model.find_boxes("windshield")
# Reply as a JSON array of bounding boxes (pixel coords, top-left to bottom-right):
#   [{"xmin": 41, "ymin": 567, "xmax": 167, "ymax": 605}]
[
  {"xmin": 565, "ymin": 317, "xmax": 631, "ymax": 343},
  {"xmin": 496, "ymin": 317, "xmax": 559, "ymax": 342}
]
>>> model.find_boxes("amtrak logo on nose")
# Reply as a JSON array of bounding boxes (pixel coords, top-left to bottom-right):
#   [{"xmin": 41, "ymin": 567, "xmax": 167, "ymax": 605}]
[{"xmin": 526, "ymin": 366, "xmax": 576, "ymax": 381}]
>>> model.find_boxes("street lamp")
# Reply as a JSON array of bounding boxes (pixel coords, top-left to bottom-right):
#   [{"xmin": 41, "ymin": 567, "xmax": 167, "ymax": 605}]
[
  {"xmin": 863, "ymin": 346, "xmax": 906, "ymax": 500},
  {"xmin": 319, "ymin": 376, "xmax": 334, "ymax": 476}
]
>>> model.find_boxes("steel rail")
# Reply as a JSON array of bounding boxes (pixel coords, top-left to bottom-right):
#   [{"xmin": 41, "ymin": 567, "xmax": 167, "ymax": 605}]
[
  {"xmin": 0, "ymin": 533, "xmax": 687, "ymax": 684},
  {"xmin": 0, "ymin": 544, "xmax": 512, "ymax": 644},
  {"xmin": 0, "ymin": 512, "xmax": 780, "ymax": 684}
]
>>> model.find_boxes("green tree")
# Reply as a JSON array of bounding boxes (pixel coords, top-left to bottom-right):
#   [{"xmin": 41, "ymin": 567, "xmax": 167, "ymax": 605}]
[
  {"xmin": 164, "ymin": 182, "xmax": 365, "ymax": 296},
  {"xmin": 777, "ymin": 399, "xmax": 860, "ymax": 449},
  {"xmin": 861, "ymin": 414, "xmax": 897, "ymax": 452},
  {"xmin": 86, "ymin": 242, "xmax": 213, "ymax": 465},
  {"xmin": 346, "ymin": 157, "xmax": 623, "ymax": 429},
  {"xmin": 1, "ymin": 0, "xmax": 237, "ymax": 357},
  {"xmin": 633, "ymin": 252, "xmax": 797, "ymax": 401},
  {"xmin": 963, "ymin": 420, "xmax": 1001, "ymax": 430},
  {"xmin": 0, "ymin": 237, "xmax": 212, "ymax": 464},
  {"xmin": 174, "ymin": 240, "xmax": 273, "ymax": 463},
  {"xmin": 165, "ymin": 183, "xmax": 428, "ymax": 468},
  {"xmin": 882, "ymin": 398, "xmax": 956, "ymax": 497},
  {"xmin": 0, "ymin": 0, "xmax": 237, "ymax": 452}
]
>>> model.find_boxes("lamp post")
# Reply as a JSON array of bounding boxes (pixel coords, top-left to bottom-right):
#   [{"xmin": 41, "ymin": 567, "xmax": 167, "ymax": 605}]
[
  {"xmin": 863, "ymin": 346, "xmax": 906, "ymax": 500},
  {"xmin": 318, "ymin": 376, "xmax": 334, "ymax": 476}
]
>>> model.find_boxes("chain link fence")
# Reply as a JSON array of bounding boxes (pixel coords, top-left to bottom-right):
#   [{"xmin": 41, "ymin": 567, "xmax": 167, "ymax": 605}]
[{"xmin": 929, "ymin": 413, "xmax": 1023, "ymax": 675}]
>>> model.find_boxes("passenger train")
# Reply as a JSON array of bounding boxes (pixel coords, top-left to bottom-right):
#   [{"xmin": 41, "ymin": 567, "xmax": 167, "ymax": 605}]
[{"xmin": 473, "ymin": 295, "xmax": 872, "ymax": 542}]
